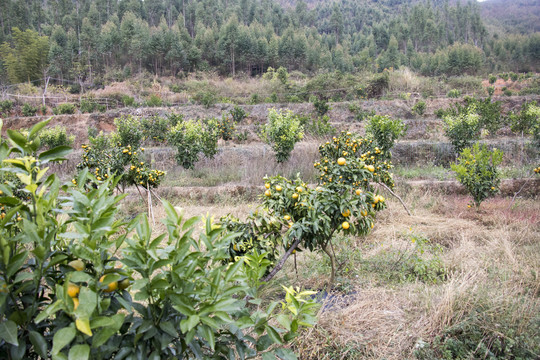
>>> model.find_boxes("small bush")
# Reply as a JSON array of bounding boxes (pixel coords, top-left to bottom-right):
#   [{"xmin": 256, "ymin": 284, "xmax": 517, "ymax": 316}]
[
  {"xmin": 250, "ymin": 93, "xmax": 260, "ymax": 104},
  {"xmin": 140, "ymin": 115, "xmax": 170, "ymax": 143},
  {"xmin": 412, "ymin": 101, "xmax": 426, "ymax": 116},
  {"xmin": 509, "ymin": 72, "xmax": 519, "ymax": 81},
  {"xmin": 229, "ymin": 105, "xmax": 248, "ymax": 123},
  {"xmin": 38, "ymin": 125, "xmax": 75, "ymax": 149},
  {"xmin": 146, "ymin": 94, "xmax": 163, "ymax": 107},
  {"xmin": 168, "ymin": 119, "xmax": 218, "ymax": 169},
  {"xmin": 366, "ymin": 71, "xmax": 390, "ymax": 98},
  {"xmin": 447, "ymin": 89, "xmax": 461, "ymax": 98},
  {"xmin": 443, "ymin": 107, "xmax": 481, "ymax": 154},
  {"xmin": 114, "ymin": 115, "xmax": 144, "ymax": 148},
  {"xmin": 302, "ymin": 115, "xmax": 335, "ymax": 137},
  {"xmin": 488, "ymin": 74, "xmax": 497, "ymax": 84},
  {"xmin": 53, "ymin": 103, "xmax": 76, "ymax": 115},
  {"xmin": 451, "ymin": 143, "xmax": 503, "ymax": 208},
  {"xmin": 503, "ymin": 89, "xmax": 512, "ymax": 96},
  {"xmin": 500, "ymin": 73, "xmax": 509, "ymax": 81},
  {"xmin": 217, "ymin": 115, "xmax": 236, "ymax": 141},
  {"xmin": 259, "ymin": 109, "xmax": 304, "ymax": 163},
  {"xmin": 79, "ymin": 98, "xmax": 104, "ymax": 113},
  {"xmin": 22, "ymin": 103, "xmax": 38, "ymax": 117},
  {"xmin": 121, "ymin": 95, "xmax": 135, "ymax": 107},
  {"xmin": 487, "ymin": 86, "xmax": 495, "ymax": 97},
  {"xmin": 401, "ymin": 234, "xmax": 445, "ymax": 283},
  {"xmin": 0, "ymin": 100, "xmax": 14, "ymax": 115},
  {"xmin": 365, "ymin": 114, "xmax": 406, "ymax": 156},
  {"xmin": 193, "ymin": 90, "xmax": 216, "ymax": 108},
  {"xmin": 169, "ymin": 84, "xmax": 181, "ymax": 93},
  {"xmin": 312, "ymin": 97, "xmax": 331, "ymax": 116}
]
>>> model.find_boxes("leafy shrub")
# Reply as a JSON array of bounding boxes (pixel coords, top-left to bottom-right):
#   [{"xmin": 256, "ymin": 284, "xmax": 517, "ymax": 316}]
[
  {"xmin": 503, "ymin": 89, "xmax": 512, "ymax": 96},
  {"xmin": 451, "ymin": 143, "xmax": 503, "ymax": 208},
  {"xmin": 39, "ymin": 125, "xmax": 75, "ymax": 149},
  {"xmin": 434, "ymin": 108, "xmax": 449, "ymax": 119},
  {"xmin": 443, "ymin": 107, "xmax": 481, "ymax": 154},
  {"xmin": 488, "ymin": 74, "xmax": 497, "ymax": 84},
  {"xmin": 250, "ymin": 93, "xmax": 260, "ymax": 104},
  {"xmin": 487, "ymin": 86, "xmax": 495, "ymax": 97},
  {"xmin": 447, "ymin": 89, "xmax": 461, "ymax": 98},
  {"xmin": 365, "ymin": 115, "xmax": 406, "ymax": 157},
  {"xmin": 146, "ymin": 94, "xmax": 163, "ymax": 107},
  {"xmin": 313, "ymin": 97, "xmax": 331, "ymax": 116},
  {"xmin": 169, "ymin": 83, "xmax": 181, "ymax": 93},
  {"xmin": 80, "ymin": 98, "xmax": 105, "ymax": 113},
  {"xmin": 168, "ymin": 119, "xmax": 218, "ymax": 169},
  {"xmin": 0, "ymin": 100, "xmax": 14, "ymax": 115},
  {"xmin": 259, "ymin": 109, "xmax": 304, "ymax": 163},
  {"xmin": 193, "ymin": 90, "xmax": 216, "ymax": 108},
  {"xmin": 114, "ymin": 115, "xmax": 144, "ymax": 148},
  {"xmin": 121, "ymin": 95, "xmax": 134, "ymax": 107},
  {"xmin": 509, "ymin": 72, "xmax": 519, "ymax": 81},
  {"xmin": 0, "ymin": 119, "xmax": 316, "ymax": 359},
  {"xmin": 140, "ymin": 115, "xmax": 170, "ymax": 143},
  {"xmin": 22, "ymin": 103, "xmax": 38, "ymax": 117},
  {"xmin": 412, "ymin": 101, "xmax": 426, "ymax": 116},
  {"xmin": 216, "ymin": 115, "xmax": 235, "ymax": 141},
  {"xmin": 306, "ymin": 115, "xmax": 335, "ymax": 137},
  {"xmin": 401, "ymin": 234, "xmax": 445, "ymax": 283},
  {"xmin": 167, "ymin": 113, "xmax": 184, "ymax": 127},
  {"xmin": 366, "ymin": 71, "xmax": 390, "ymax": 98},
  {"xmin": 415, "ymin": 305, "xmax": 540, "ymax": 360},
  {"xmin": 500, "ymin": 73, "xmax": 509, "ymax": 81},
  {"xmin": 53, "ymin": 103, "xmax": 76, "ymax": 115},
  {"xmin": 229, "ymin": 105, "xmax": 248, "ymax": 123}
]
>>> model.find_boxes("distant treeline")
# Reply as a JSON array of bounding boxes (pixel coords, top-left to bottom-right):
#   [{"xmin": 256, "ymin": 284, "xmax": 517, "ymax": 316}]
[{"xmin": 0, "ymin": 0, "xmax": 539, "ymax": 85}]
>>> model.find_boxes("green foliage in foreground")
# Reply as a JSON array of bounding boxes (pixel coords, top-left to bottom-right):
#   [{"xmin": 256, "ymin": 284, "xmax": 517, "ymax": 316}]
[
  {"xmin": 451, "ymin": 143, "xmax": 503, "ymax": 208},
  {"xmin": 0, "ymin": 119, "xmax": 317, "ymax": 359}
]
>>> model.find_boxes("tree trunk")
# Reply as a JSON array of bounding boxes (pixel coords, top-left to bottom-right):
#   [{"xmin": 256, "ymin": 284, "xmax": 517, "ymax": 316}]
[{"xmin": 322, "ymin": 243, "xmax": 336, "ymax": 291}]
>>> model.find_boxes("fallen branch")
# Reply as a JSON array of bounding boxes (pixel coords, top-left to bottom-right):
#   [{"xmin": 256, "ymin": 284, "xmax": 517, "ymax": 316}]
[{"xmin": 378, "ymin": 182, "xmax": 412, "ymax": 216}]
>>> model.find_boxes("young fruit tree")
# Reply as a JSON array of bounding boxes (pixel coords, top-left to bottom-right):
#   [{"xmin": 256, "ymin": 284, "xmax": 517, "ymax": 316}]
[
  {"xmin": 451, "ymin": 143, "xmax": 503, "ymax": 208},
  {"xmin": 223, "ymin": 131, "xmax": 397, "ymax": 289}
]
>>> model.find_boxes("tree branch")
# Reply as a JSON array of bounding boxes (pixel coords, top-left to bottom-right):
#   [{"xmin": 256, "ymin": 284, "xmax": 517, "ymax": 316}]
[
  {"xmin": 261, "ymin": 236, "xmax": 302, "ymax": 283},
  {"xmin": 378, "ymin": 182, "xmax": 412, "ymax": 216}
]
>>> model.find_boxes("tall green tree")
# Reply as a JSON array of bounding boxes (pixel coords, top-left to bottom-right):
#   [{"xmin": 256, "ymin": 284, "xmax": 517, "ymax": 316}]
[{"xmin": 0, "ymin": 27, "xmax": 49, "ymax": 84}]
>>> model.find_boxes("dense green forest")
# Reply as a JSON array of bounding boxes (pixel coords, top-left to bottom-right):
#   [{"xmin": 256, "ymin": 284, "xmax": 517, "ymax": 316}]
[{"xmin": 0, "ymin": 0, "xmax": 539, "ymax": 86}]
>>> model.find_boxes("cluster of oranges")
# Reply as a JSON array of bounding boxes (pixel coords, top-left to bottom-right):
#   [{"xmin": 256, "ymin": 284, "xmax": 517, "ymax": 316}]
[
  {"xmin": 534, "ymin": 166, "xmax": 540, "ymax": 174},
  {"xmin": 65, "ymin": 259, "xmax": 130, "ymax": 311}
]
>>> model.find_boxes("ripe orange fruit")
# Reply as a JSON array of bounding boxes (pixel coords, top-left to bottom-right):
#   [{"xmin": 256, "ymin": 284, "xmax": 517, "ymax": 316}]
[
  {"xmin": 265, "ymin": 190, "xmax": 271, "ymax": 197},
  {"xmin": 296, "ymin": 187, "xmax": 303, "ymax": 193},
  {"xmin": 292, "ymin": 193, "xmax": 299, "ymax": 199},
  {"xmin": 361, "ymin": 210, "xmax": 368, "ymax": 217},
  {"xmin": 284, "ymin": 215, "xmax": 291, "ymax": 221},
  {"xmin": 342, "ymin": 221, "xmax": 350, "ymax": 230},
  {"xmin": 366, "ymin": 165, "xmax": 375, "ymax": 172},
  {"xmin": 67, "ymin": 283, "xmax": 80, "ymax": 298},
  {"xmin": 265, "ymin": 183, "xmax": 270, "ymax": 189},
  {"xmin": 233, "ymin": 244, "xmax": 239, "ymax": 251},
  {"xmin": 342, "ymin": 209, "xmax": 350, "ymax": 217},
  {"xmin": 72, "ymin": 297, "xmax": 79, "ymax": 310},
  {"xmin": 337, "ymin": 157, "xmax": 346, "ymax": 166},
  {"xmin": 275, "ymin": 185, "xmax": 282, "ymax": 192},
  {"xmin": 99, "ymin": 275, "xmax": 118, "ymax": 293},
  {"xmin": 355, "ymin": 189, "xmax": 362, "ymax": 195},
  {"xmin": 68, "ymin": 260, "xmax": 85, "ymax": 271}
]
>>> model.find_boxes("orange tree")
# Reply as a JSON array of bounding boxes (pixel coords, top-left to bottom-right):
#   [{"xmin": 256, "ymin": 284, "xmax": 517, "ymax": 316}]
[
  {"xmin": 77, "ymin": 131, "xmax": 165, "ymax": 192},
  {"xmin": 0, "ymin": 119, "xmax": 317, "ymax": 359},
  {"xmin": 223, "ymin": 131, "xmax": 394, "ymax": 288}
]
